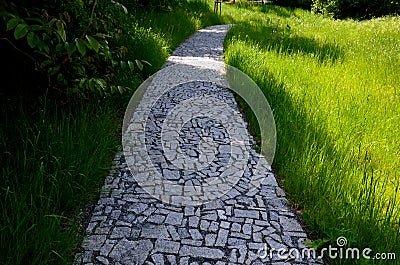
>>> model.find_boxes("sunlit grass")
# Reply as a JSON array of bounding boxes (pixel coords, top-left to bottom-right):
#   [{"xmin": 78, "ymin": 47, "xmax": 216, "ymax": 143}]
[{"xmin": 223, "ymin": 3, "xmax": 400, "ymax": 263}]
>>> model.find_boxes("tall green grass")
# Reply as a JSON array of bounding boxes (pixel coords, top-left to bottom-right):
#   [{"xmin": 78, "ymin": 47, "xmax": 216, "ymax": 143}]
[
  {"xmin": 223, "ymin": 3, "xmax": 399, "ymax": 263},
  {"xmin": 0, "ymin": 97, "xmax": 121, "ymax": 264},
  {"xmin": 0, "ymin": 1, "xmax": 224, "ymax": 264}
]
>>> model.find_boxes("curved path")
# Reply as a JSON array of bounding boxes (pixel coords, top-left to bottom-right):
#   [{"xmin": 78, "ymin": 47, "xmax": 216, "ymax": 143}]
[{"xmin": 76, "ymin": 25, "xmax": 323, "ymax": 265}]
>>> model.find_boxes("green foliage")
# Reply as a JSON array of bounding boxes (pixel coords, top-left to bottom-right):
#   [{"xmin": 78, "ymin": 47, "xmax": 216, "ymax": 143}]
[
  {"xmin": 137, "ymin": 0, "xmax": 185, "ymax": 11},
  {"xmin": 312, "ymin": 0, "xmax": 400, "ymax": 19},
  {"xmin": 112, "ymin": 0, "xmax": 222, "ymax": 83},
  {"xmin": 0, "ymin": 0, "xmax": 148, "ymax": 95},
  {"xmin": 114, "ymin": 22, "xmax": 169, "ymax": 77},
  {"xmin": 107, "ymin": 0, "xmax": 186, "ymax": 14},
  {"xmin": 273, "ymin": 0, "xmax": 313, "ymax": 9}
]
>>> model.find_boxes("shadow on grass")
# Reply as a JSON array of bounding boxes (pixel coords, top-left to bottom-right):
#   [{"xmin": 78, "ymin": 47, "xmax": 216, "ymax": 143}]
[
  {"xmin": 260, "ymin": 4, "xmax": 297, "ymax": 17},
  {"xmin": 236, "ymin": 2, "xmax": 298, "ymax": 17},
  {"xmin": 229, "ymin": 22, "xmax": 344, "ymax": 63},
  {"xmin": 0, "ymin": 96, "xmax": 122, "ymax": 265}
]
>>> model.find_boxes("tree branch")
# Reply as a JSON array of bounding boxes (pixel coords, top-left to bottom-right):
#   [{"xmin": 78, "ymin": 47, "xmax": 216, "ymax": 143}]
[
  {"xmin": 0, "ymin": 37, "xmax": 38, "ymax": 70},
  {"xmin": 80, "ymin": 0, "xmax": 98, "ymax": 38},
  {"xmin": 60, "ymin": 0, "xmax": 97, "ymax": 67}
]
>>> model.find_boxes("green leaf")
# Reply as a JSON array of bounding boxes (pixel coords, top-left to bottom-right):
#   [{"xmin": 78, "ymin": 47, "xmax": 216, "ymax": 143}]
[
  {"xmin": 48, "ymin": 18, "xmax": 58, "ymax": 27},
  {"xmin": 75, "ymin": 38, "xmax": 86, "ymax": 56},
  {"xmin": 120, "ymin": 61, "xmax": 127, "ymax": 70},
  {"xmin": 142, "ymin": 60, "xmax": 152, "ymax": 66},
  {"xmin": 65, "ymin": 42, "xmax": 76, "ymax": 55},
  {"xmin": 56, "ymin": 20, "xmax": 66, "ymax": 42},
  {"xmin": 135, "ymin": 59, "xmax": 143, "ymax": 71},
  {"xmin": 121, "ymin": 4, "xmax": 128, "ymax": 14},
  {"xmin": 79, "ymin": 78, "xmax": 87, "ymax": 88},
  {"xmin": 40, "ymin": 60, "xmax": 53, "ymax": 69},
  {"xmin": 94, "ymin": 79, "xmax": 106, "ymax": 91},
  {"xmin": 95, "ymin": 33, "xmax": 111, "ymax": 39},
  {"xmin": 76, "ymin": 65, "xmax": 85, "ymax": 75},
  {"xmin": 14, "ymin": 24, "xmax": 29, "ymax": 40},
  {"xmin": 56, "ymin": 43, "xmax": 64, "ymax": 53},
  {"xmin": 27, "ymin": 32, "xmax": 40, "ymax": 48},
  {"xmin": 88, "ymin": 78, "xmax": 95, "ymax": 91},
  {"xmin": 128, "ymin": 61, "xmax": 135, "ymax": 71},
  {"xmin": 37, "ymin": 41, "xmax": 50, "ymax": 54},
  {"xmin": 57, "ymin": 73, "xmax": 64, "ymax": 82},
  {"xmin": 85, "ymin": 35, "xmax": 100, "ymax": 53},
  {"xmin": 117, "ymin": 86, "xmax": 125, "ymax": 94},
  {"xmin": 112, "ymin": 1, "xmax": 128, "ymax": 14},
  {"xmin": 30, "ymin": 25, "xmax": 42, "ymax": 31},
  {"xmin": 47, "ymin": 66, "xmax": 60, "ymax": 76},
  {"xmin": 6, "ymin": 18, "xmax": 19, "ymax": 31}
]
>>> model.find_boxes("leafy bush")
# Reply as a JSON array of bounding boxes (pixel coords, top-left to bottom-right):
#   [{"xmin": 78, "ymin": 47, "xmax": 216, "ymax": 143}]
[
  {"xmin": 0, "ymin": 0, "xmax": 146, "ymax": 96},
  {"xmin": 137, "ymin": 0, "xmax": 184, "ymax": 11},
  {"xmin": 273, "ymin": 0, "xmax": 313, "ymax": 9},
  {"xmin": 312, "ymin": 0, "xmax": 400, "ymax": 19},
  {"xmin": 117, "ymin": 0, "xmax": 185, "ymax": 12},
  {"xmin": 114, "ymin": 22, "xmax": 169, "ymax": 77}
]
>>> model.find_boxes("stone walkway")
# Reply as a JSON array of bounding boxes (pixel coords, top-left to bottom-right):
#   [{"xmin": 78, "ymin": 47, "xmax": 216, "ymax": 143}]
[{"xmin": 75, "ymin": 25, "xmax": 323, "ymax": 265}]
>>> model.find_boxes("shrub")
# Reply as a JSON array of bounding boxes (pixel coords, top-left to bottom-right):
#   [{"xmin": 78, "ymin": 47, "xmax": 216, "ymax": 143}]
[
  {"xmin": 273, "ymin": 0, "xmax": 313, "ymax": 9},
  {"xmin": 119, "ymin": 0, "xmax": 185, "ymax": 11},
  {"xmin": 0, "ymin": 0, "xmax": 144, "ymax": 96},
  {"xmin": 312, "ymin": 0, "xmax": 400, "ymax": 19}
]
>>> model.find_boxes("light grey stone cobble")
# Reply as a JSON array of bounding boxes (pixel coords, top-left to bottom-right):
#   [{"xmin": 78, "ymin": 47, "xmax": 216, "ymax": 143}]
[
  {"xmin": 155, "ymin": 239, "xmax": 180, "ymax": 254},
  {"xmin": 179, "ymin": 245, "xmax": 224, "ymax": 259},
  {"xmin": 75, "ymin": 24, "xmax": 323, "ymax": 265}
]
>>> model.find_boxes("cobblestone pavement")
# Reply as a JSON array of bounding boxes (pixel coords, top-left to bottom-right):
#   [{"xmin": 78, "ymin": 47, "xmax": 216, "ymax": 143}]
[{"xmin": 75, "ymin": 25, "xmax": 323, "ymax": 265}]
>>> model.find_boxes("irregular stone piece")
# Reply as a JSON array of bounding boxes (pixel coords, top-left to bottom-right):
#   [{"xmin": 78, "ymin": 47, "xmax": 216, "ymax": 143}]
[
  {"xmin": 215, "ymin": 229, "xmax": 229, "ymax": 246},
  {"xmin": 108, "ymin": 239, "xmax": 152, "ymax": 265},
  {"xmin": 179, "ymin": 245, "xmax": 224, "ymax": 259},
  {"xmin": 154, "ymin": 239, "xmax": 180, "ymax": 254},
  {"xmin": 188, "ymin": 216, "xmax": 200, "ymax": 228},
  {"xmin": 165, "ymin": 212, "xmax": 184, "ymax": 226},
  {"xmin": 141, "ymin": 224, "xmax": 169, "ymax": 239},
  {"xmin": 205, "ymin": 233, "xmax": 217, "ymax": 246},
  {"xmin": 234, "ymin": 209, "xmax": 260, "ymax": 219}
]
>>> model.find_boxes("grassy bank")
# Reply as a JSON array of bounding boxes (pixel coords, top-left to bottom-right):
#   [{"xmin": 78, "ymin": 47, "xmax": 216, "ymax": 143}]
[
  {"xmin": 223, "ymin": 3, "xmax": 399, "ymax": 263},
  {"xmin": 0, "ymin": 97, "xmax": 121, "ymax": 264},
  {"xmin": 0, "ymin": 1, "xmax": 223, "ymax": 264}
]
